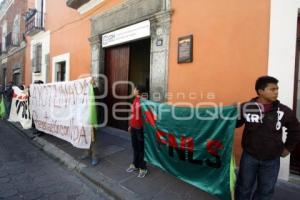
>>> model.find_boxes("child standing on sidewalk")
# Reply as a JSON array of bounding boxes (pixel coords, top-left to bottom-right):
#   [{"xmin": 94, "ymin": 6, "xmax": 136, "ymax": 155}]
[{"xmin": 126, "ymin": 85, "xmax": 148, "ymax": 178}]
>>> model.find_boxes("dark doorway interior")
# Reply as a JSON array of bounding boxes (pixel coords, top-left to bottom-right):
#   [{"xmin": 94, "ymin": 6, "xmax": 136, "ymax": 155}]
[
  {"xmin": 13, "ymin": 72, "xmax": 21, "ymax": 86},
  {"xmin": 56, "ymin": 61, "xmax": 66, "ymax": 82},
  {"xmin": 128, "ymin": 39, "xmax": 151, "ymax": 96},
  {"xmin": 104, "ymin": 38, "xmax": 150, "ymax": 130},
  {"xmin": 291, "ymin": 15, "xmax": 300, "ymax": 175}
]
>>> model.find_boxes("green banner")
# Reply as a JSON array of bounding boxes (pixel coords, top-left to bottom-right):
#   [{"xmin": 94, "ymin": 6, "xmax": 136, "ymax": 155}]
[
  {"xmin": 0, "ymin": 95, "xmax": 6, "ymax": 119},
  {"xmin": 89, "ymin": 85, "xmax": 98, "ymax": 127},
  {"xmin": 140, "ymin": 99, "xmax": 237, "ymax": 200}
]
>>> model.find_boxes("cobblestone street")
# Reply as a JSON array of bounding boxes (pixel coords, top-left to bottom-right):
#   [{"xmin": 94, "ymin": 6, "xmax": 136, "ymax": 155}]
[{"xmin": 0, "ymin": 121, "xmax": 110, "ymax": 200}]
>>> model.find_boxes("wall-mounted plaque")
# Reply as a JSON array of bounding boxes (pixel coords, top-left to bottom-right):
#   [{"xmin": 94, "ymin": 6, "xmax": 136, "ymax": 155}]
[{"xmin": 178, "ymin": 35, "xmax": 193, "ymax": 63}]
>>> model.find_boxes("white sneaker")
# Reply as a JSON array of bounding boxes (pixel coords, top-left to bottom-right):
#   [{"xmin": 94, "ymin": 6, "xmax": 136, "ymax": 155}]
[
  {"xmin": 126, "ymin": 164, "xmax": 138, "ymax": 173},
  {"xmin": 137, "ymin": 169, "xmax": 148, "ymax": 178}
]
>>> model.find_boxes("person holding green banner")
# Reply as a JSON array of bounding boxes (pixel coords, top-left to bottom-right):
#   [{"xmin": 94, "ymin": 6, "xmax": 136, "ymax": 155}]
[
  {"xmin": 0, "ymin": 94, "xmax": 6, "ymax": 119},
  {"xmin": 236, "ymin": 76, "xmax": 300, "ymax": 200},
  {"xmin": 80, "ymin": 127, "xmax": 99, "ymax": 166},
  {"xmin": 126, "ymin": 85, "xmax": 148, "ymax": 178},
  {"xmin": 0, "ymin": 84, "xmax": 5, "ymax": 119},
  {"xmin": 80, "ymin": 81, "xmax": 99, "ymax": 166}
]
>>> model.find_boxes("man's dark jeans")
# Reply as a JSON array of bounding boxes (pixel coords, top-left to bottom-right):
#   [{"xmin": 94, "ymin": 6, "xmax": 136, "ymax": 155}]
[{"xmin": 235, "ymin": 151, "xmax": 280, "ymax": 200}]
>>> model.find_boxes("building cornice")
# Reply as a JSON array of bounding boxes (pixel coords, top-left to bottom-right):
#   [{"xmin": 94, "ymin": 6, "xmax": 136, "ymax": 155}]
[{"xmin": 0, "ymin": 42, "xmax": 26, "ymax": 59}]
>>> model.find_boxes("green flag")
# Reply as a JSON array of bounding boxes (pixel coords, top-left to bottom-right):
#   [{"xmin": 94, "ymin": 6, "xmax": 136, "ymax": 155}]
[
  {"xmin": 230, "ymin": 153, "xmax": 236, "ymax": 200},
  {"xmin": 0, "ymin": 95, "xmax": 6, "ymax": 119},
  {"xmin": 140, "ymin": 99, "xmax": 237, "ymax": 200},
  {"xmin": 89, "ymin": 85, "xmax": 98, "ymax": 127}
]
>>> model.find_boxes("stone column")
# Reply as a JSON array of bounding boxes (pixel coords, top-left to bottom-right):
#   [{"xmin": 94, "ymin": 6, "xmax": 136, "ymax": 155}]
[
  {"xmin": 149, "ymin": 10, "xmax": 172, "ymax": 102},
  {"xmin": 89, "ymin": 35, "xmax": 105, "ymax": 94}
]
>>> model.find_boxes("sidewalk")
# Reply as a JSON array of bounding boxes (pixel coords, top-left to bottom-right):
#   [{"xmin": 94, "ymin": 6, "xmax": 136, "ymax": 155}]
[{"xmin": 7, "ymin": 121, "xmax": 300, "ymax": 200}]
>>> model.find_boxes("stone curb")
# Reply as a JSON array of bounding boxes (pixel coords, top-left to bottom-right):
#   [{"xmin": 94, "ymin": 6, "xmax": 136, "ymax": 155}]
[
  {"xmin": 80, "ymin": 167, "xmax": 141, "ymax": 200},
  {"xmin": 33, "ymin": 136, "xmax": 87, "ymax": 171}
]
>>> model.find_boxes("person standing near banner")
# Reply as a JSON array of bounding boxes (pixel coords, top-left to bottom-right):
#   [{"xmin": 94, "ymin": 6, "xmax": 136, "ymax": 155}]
[
  {"xmin": 80, "ymin": 79, "xmax": 99, "ymax": 166},
  {"xmin": 0, "ymin": 84, "xmax": 3, "ymax": 95},
  {"xmin": 126, "ymin": 85, "xmax": 148, "ymax": 178},
  {"xmin": 0, "ymin": 87, "xmax": 6, "ymax": 119},
  {"xmin": 4, "ymin": 81, "xmax": 14, "ymax": 119},
  {"xmin": 31, "ymin": 80, "xmax": 44, "ymax": 136},
  {"xmin": 235, "ymin": 76, "xmax": 300, "ymax": 200},
  {"xmin": 80, "ymin": 128, "xmax": 99, "ymax": 166},
  {"xmin": 0, "ymin": 85, "xmax": 4, "ymax": 118}
]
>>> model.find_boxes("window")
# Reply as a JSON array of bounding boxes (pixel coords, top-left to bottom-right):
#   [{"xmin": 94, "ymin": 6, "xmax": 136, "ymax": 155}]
[
  {"xmin": 12, "ymin": 15, "xmax": 20, "ymax": 46},
  {"xmin": 52, "ymin": 53, "xmax": 69, "ymax": 82},
  {"xmin": 5, "ymin": 32, "xmax": 12, "ymax": 50},
  {"xmin": 37, "ymin": 0, "xmax": 43, "ymax": 12},
  {"xmin": 2, "ymin": 21, "xmax": 7, "ymax": 52},
  {"xmin": 55, "ymin": 61, "xmax": 66, "ymax": 82},
  {"xmin": 32, "ymin": 43, "xmax": 42, "ymax": 73},
  {"xmin": 2, "ymin": 68, "xmax": 7, "ymax": 87},
  {"xmin": 13, "ymin": 64, "xmax": 22, "ymax": 85},
  {"xmin": 13, "ymin": 70, "xmax": 22, "ymax": 86},
  {"xmin": 36, "ymin": 0, "xmax": 44, "ymax": 28}
]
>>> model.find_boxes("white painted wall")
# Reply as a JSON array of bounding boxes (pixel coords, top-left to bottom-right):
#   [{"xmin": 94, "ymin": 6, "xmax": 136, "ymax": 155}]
[
  {"xmin": 268, "ymin": 0, "xmax": 300, "ymax": 180},
  {"xmin": 31, "ymin": 31, "xmax": 50, "ymax": 84}
]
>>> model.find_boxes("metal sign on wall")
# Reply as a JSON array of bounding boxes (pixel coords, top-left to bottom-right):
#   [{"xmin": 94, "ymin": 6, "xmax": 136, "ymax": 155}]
[{"xmin": 102, "ymin": 20, "xmax": 150, "ymax": 48}]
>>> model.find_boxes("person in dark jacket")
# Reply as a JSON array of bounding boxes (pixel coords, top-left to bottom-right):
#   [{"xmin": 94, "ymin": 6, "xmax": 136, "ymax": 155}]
[
  {"xmin": 79, "ymin": 80, "xmax": 99, "ymax": 166},
  {"xmin": 31, "ymin": 80, "xmax": 44, "ymax": 136},
  {"xmin": 235, "ymin": 76, "xmax": 300, "ymax": 200},
  {"xmin": 0, "ymin": 84, "xmax": 3, "ymax": 95},
  {"xmin": 4, "ymin": 81, "xmax": 14, "ymax": 119}
]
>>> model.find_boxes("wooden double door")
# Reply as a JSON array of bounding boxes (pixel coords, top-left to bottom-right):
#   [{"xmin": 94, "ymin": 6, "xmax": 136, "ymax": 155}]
[{"xmin": 105, "ymin": 45, "xmax": 130, "ymax": 130}]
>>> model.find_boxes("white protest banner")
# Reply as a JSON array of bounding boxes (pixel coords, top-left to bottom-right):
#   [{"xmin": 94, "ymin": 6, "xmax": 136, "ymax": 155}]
[
  {"xmin": 8, "ymin": 86, "xmax": 32, "ymax": 129},
  {"xmin": 30, "ymin": 77, "xmax": 94, "ymax": 149}
]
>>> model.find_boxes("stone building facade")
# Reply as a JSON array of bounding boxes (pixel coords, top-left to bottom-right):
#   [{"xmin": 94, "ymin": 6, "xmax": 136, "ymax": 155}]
[
  {"xmin": 89, "ymin": 0, "xmax": 171, "ymax": 102},
  {"xmin": 0, "ymin": 0, "xmax": 27, "ymax": 87}
]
